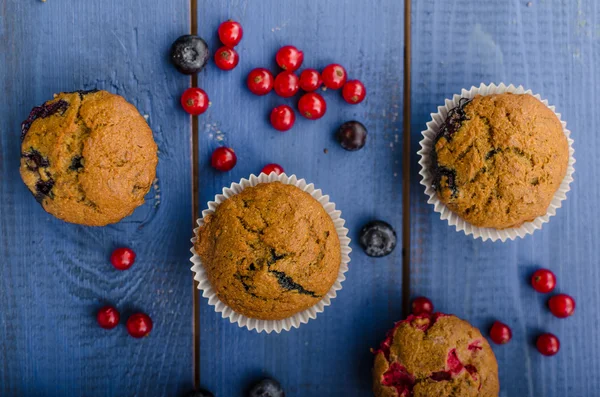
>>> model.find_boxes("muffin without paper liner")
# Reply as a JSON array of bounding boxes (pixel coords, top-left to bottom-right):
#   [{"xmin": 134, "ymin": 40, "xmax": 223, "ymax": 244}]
[
  {"xmin": 372, "ymin": 313, "xmax": 499, "ymax": 397},
  {"xmin": 20, "ymin": 90, "xmax": 157, "ymax": 226}
]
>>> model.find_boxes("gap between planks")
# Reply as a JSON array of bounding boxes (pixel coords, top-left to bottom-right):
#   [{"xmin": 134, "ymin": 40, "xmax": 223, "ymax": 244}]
[
  {"xmin": 190, "ymin": 0, "xmax": 201, "ymax": 391},
  {"xmin": 401, "ymin": 0, "xmax": 412, "ymax": 318}
]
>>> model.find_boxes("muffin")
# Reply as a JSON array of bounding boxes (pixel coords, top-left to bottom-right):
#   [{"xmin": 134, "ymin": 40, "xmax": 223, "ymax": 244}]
[
  {"xmin": 432, "ymin": 93, "xmax": 569, "ymax": 229},
  {"xmin": 194, "ymin": 182, "xmax": 341, "ymax": 320},
  {"xmin": 20, "ymin": 90, "xmax": 158, "ymax": 226},
  {"xmin": 372, "ymin": 313, "xmax": 499, "ymax": 397}
]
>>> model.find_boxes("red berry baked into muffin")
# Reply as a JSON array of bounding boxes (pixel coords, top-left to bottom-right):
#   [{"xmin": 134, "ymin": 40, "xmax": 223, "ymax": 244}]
[{"xmin": 372, "ymin": 313, "xmax": 499, "ymax": 397}]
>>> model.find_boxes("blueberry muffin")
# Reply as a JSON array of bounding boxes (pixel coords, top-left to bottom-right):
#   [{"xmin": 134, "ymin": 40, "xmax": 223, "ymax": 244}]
[
  {"xmin": 432, "ymin": 93, "xmax": 569, "ymax": 229},
  {"xmin": 194, "ymin": 182, "xmax": 341, "ymax": 320},
  {"xmin": 372, "ymin": 313, "xmax": 499, "ymax": 397},
  {"xmin": 20, "ymin": 90, "xmax": 158, "ymax": 226}
]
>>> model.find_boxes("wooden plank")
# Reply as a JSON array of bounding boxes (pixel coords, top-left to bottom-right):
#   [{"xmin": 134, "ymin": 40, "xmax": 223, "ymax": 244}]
[
  {"xmin": 196, "ymin": 1, "xmax": 404, "ymax": 395},
  {"xmin": 410, "ymin": 0, "xmax": 600, "ymax": 396},
  {"xmin": 0, "ymin": 1, "xmax": 192, "ymax": 395}
]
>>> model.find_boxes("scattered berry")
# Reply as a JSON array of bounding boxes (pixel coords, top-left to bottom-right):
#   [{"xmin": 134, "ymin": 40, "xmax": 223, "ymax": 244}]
[
  {"xmin": 321, "ymin": 64, "xmax": 347, "ymax": 89},
  {"xmin": 275, "ymin": 45, "xmax": 304, "ymax": 72},
  {"xmin": 96, "ymin": 306, "xmax": 120, "ymax": 330},
  {"xmin": 273, "ymin": 71, "xmax": 300, "ymax": 98},
  {"xmin": 536, "ymin": 333, "xmax": 560, "ymax": 356},
  {"xmin": 359, "ymin": 220, "xmax": 397, "ymax": 257},
  {"xmin": 261, "ymin": 164, "xmax": 284, "ymax": 175},
  {"xmin": 336, "ymin": 121, "xmax": 367, "ymax": 151},
  {"xmin": 211, "ymin": 147, "xmax": 237, "ymax": 172},
  {"xmin": 270, "ymin": 105, "xmax": 295, "ymax": 131},
  {"xmin": 342, "ymin": 80, "xmax": 366, "ymax": 104},
  {"xmin": 531, "ymin": 269, "xmax": 556, "ymax": 293},
  {"xmin": 110, "ymin": 247, "xmax": 136, "ymax": 271},
  {"xmin": 180, "ymin": 88, "xmax": 209, "ymax": 116},
  {"xmin": 248, "ymin": 378, "xmax": 285, "ymax": 397},
  {"xmin": 297, "ymin": 92, "xmax": 327, "ymax": 120},
  {"xmin": 548, "ymin": 294, "xmax": 576, "ymax": 318},
  {"xmin": 214, "ymin": 46, "xmax": 239, "ymax": 70},
  {"xmin": 411, "ymin": 297, "xmax": 434, "ymax": 315},
  {"xmin": 185, "ymin": 389, "xmax": 214, "ymax": 397},
  {"xmin": 126, "ymin": 313, "xmax": 153, "ymax": 338},
  {"xmin": 170, "ymin": 35, "xmax": 210, "ymax": 75},
  {"xmin": 299, "ymin": 69, "xmax": 322, "ymax": 92},
  {"xmin": 489, "ymin": 321, "xmax": 512, "ymax": 344},
  {"xmin": 218, "ymin": 20, "xmax": 243, "ymax": 47},
  {"xmin": 247, "ymin": 68, "xmax": 274, "ymax": 96}
]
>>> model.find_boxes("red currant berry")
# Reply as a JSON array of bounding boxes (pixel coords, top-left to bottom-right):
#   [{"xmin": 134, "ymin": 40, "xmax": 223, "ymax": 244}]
[
  {"xmin": 298, "ymin": 92, "xmax": 327, "ymax": 120},
  {"xmin": 489, "ymin": 321, "xmax": 512, "ymax": 344},
  {"xmin": 275, "ymin": 45, "xmax": 304, "ymax": 72},
  {"xmin": 273, "ymin": 71, "xmax": 299, "ymax": 98},
  {"xmin": 270, "ymin": 105, "xmax": 295, "ymax": 132},
  {"xmin": 261, "ymin": 163, "xmax": 284, "ymax": 175},
  {"xmin": 247, "ymin": 68, "xmax": 274, "ymax": 96},
  {"xmin": 126, "ymin": 313, "xmax": 153, "ymax": 338},
  {"xmin": 411, "ymin": 297, "xmax": 434, "ymax": 315},
  {"xmin": 217, "ymin": 20, "xmax": 243, "ymax": 47},
  {"xmin": 110, "ymin": 247, "xmax": 136, "ymax": 271},
  {"xmin": 536, "ymin": 333, "xmax": 560, "ymax": 356},
  {"xmin": 321, "ymin": 64, "xmax": 347, "ymax": 89},
  {"xmin": 96, "ymin": 306, "xmax": 120, "ymax": 330},
  {"xmin": 180, "ymin": 88, "xmax": 209, "ymax": 116},
  {"xmin": 299, "ymin": 69, "xmax": 322, "ymax": 92},
  {"xmin": 342, "ymin": 80, "xmax": 366, "ymax": 104},
  {"xmin": 211, "ymin": 147, "xmax": 237, "ymax": 172},
  {"xmin": 548, "ymin": 293, "xmax": 576, "ymax": 318},
  {"xmin": 214, "ymin": 46, "xmax": 239, "ymax": 71},
  {"xmin": 531, "ymin": 269, "xmax": 556, "ymax": 293}
]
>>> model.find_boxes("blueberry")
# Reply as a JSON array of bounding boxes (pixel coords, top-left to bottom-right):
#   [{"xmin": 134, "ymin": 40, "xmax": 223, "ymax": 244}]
[
  {"xmin": 336, "ymin": 120, "xmax": 367, "ymax": 151},
  {"xmin": 184, "ymin": 388, "xmax": 214, "ymax": 397},
  {"xmin": 69, "ymin": 156, "xmax": 84, "ymax": 171},
  {"xmin": 248, "ymin": 378, "xmax": 285, "ymax": 397},
  {"xmin": 170, "ymin": 35, "xmax": 209, "ymax": 75},
  {"xmin": 22, "ymin": 149, "xmax": 50, "ymax": 171},
  {"xmin": 359, "ymin": 220, "xmax": 397, "ymax": 257},
  {"xmin": 21, "ymin": 100, "xmax": 69, "ymax": 140}
]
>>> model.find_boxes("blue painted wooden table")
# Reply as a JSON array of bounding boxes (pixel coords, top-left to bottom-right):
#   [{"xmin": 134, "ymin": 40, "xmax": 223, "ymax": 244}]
[{"xmin": 1, "ymin": 0, "xmax": 599, "ymax": 396}]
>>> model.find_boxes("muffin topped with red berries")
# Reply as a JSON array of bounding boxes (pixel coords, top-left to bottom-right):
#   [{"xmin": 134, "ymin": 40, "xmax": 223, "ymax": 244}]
[{"xmin": 372, "ymin": 313, "xmax": 499, "ymax": 397}]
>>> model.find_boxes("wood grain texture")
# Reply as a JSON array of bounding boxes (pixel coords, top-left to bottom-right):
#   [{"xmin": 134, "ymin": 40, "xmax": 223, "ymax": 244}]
[
  {"xmin": 196, "ymin": 1, "xmax": 404, "ymax": 395},
  {"xmin": 410, "ymin": 1, "xmax": 600, "ymax": 396},
  {"xmin": 0, "ymin": 1, "xmax": 193, "ymax": 396}
]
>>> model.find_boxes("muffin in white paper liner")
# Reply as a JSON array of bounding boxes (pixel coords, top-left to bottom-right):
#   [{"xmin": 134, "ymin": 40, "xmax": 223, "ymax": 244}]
[
  {"xmin": 190, "ymin": 172, "xmax": 351, "ymax": 333},
  {"xmin": 418, "ymin": 83, "xmax": 575, "ymax": 242}
]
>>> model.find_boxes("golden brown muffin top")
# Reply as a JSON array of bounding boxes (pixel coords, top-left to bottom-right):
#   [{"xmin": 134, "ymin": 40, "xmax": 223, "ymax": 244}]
[
  {"xmin": 194, "ymin": 182, "xmax": 341, "ymax": 320},
  {"xmin": 433, "ymin": 93, "xmax": 569, "ymax": 229},
  {"xmin": 20, "ymin": 90, "xmax": 158, "ymax": 226},
  {"xmin": 373, "ymin": 314, "xmax": 499, "ymax": 397}
]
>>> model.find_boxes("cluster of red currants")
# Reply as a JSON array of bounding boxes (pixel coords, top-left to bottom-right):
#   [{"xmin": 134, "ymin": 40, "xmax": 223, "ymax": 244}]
[
  {"xmin": 489, "ymin": 269, "xmax": 574, "ymax": 356},
  {"xmin": 247, "ymin": 45, "xmax": 366, "ymax": 132},
  {"xmin": 411, "ymin": 269, "xmax": 575, "ymax": 358},
  {"xmin": 179, "ymin": 20, "xmax": 245, "ymax": 117},
  {"xmin": 96, "ymin": 248, "xmax": 153, "ymax": 338}
]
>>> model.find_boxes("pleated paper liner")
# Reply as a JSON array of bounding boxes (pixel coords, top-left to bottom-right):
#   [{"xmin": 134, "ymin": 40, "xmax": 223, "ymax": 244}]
[
  {"xmin": 190, "ymin": 173, "xmax": 351, "ymax": 333},
  {"xmin": 418, "ymin": 83, "xmax": 575, "ymax": 242}
]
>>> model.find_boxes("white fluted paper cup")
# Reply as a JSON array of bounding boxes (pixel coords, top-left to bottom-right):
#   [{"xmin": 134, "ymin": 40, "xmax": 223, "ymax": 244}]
[
  {"xmin": 190, "ymin": 173, "xmax": 351, "ymax": 333},
  {"xmin": 418, "ymin": 83, "xmax": 575, "ymax": 242}
]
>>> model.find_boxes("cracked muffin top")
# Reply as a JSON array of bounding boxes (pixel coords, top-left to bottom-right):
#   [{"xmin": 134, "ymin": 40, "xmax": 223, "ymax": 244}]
[
  {"xmin": 194, "ymin": 182, "xmax": 341, "ymax": 320},
  {"xmin": 20, "ymin": 90, "xmax": 157, "ymax": 226},
  {"xmin": 372, "ymin": 313, "xmax": 499, "ymax": 397},
  {"xmin": 432, "ymin": 93, "xmax": 569, "ymax": 229}
]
